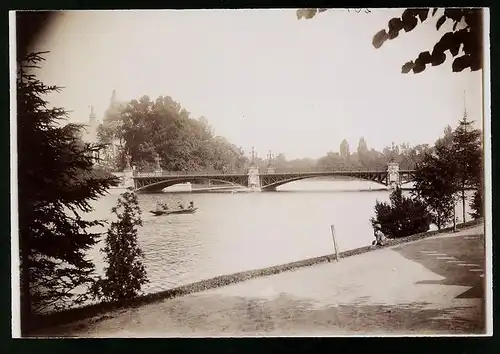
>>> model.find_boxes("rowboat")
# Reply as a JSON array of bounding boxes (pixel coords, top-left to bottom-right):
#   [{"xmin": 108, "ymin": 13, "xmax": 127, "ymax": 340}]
[{"xmin": 149, "ymin": 208, "xmax": 198, "ymax": 216}]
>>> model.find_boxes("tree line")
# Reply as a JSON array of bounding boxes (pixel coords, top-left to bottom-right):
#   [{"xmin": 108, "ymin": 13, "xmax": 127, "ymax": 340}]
[{"xmin": 96, "ymin": 94, "xmax": 433, "ymax": 174}]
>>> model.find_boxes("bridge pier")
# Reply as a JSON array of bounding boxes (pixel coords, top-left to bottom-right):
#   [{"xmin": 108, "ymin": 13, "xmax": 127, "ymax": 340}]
[
  {"xmin": 247, "ymin": 165, "xmax": 261, "ymax": 191},
  {"xmin": 387, "ymin": 162, "xmax": 400, "ymax": 190}
]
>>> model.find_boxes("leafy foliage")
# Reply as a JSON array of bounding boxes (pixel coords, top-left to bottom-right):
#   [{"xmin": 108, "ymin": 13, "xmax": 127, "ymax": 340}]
[
  {"xmin": 470, "ymin": 189, "xmax": 483, "ymax": 219},
  {"xmin": 296, "ymin": 8, "xmax": 329, "ymax": 20},
  {"xmin": 371, "ymin": 188, "xmax": 432, "ymax": 238},
  {"xmin": 317, "ymin": 138, "xmax": 430, "ymax": 172},
  {"xmin": 412, "ymin": 142, "xmax": 456, "ymax": 229},
  {"xmin": 96, "ymin": 119, "xmax": 126, "ymax": 171},
  {"xmin": 412, "ymin": 117, "xmax": 482, "ymax": 226},
  {"xmin": 296, "ymin": 8, "xmax": 369, "ymax": 20},
  {"xmin": 373, "ymin": 8, "xmax": 483, "ymax": 74},
  {"xmin": 340, "ymin": 139, "xmax": 350, "ymax": 158},
  {"xmin": 92, "ymin": 188, "xmax": 148, "ymax": 302},
  {"xmin": 295, "ymin": 8, "xmax": 483, "ymax": 74},
  {"xmin": 17, "ymin": 53, "xmax": 119, "ymax": 326},
  {"xmin": 96, "ymin": 95, "xmax": 249, "ymax": 173}
]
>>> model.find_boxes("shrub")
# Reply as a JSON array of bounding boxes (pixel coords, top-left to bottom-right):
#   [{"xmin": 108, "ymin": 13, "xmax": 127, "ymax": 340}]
[{"xmin": 371, "ymin": 188, "xmax": 432, "ymax": 238}]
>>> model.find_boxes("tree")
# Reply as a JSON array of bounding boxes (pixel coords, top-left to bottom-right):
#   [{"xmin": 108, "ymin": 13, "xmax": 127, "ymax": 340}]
[
  {"xmin": 92, "ymin": 188, "xmax": 148, "ymax": 302},
  {"xmin": 435, "ymin": 124, "xmax": 454, "ymax": 150},
  {"xmin": 340, "ymin": 139, "xmax": 350, "ymax": 158},
  {"xmin": 412, "ymin": 143, "xmax": 456, "ymax": 229},
  {"xmin": 96, "ymin": 119, "xmax": 125, "ymax": 171},
  {"xmin": 371, "ymin": 188, "xmax": 432, "ymax": 239},
  {"xmin": 296, "ymin": 8, "xmax": 483, "ymax": 74},
  {"xmin": 357, "ymin": 137, "xmax": 370, "ymax": 169},
  {"xmin": 97, "ymin": 94, "xmax": 248, "ymax": 174},
  {"xmin": 412, "ymin": 118, "xmax": 482, "ymax": 225},
  {"xmin": 451, "ymin": 116, "xmax": 482, "ymax": 222},
  {"xmin": 384, "ymin": 142, "xmax": 400, "ymax": 163},
  {"xmin": 17, "ymin": 52, "xmax": 119, "ymax": 332},
  {"xmin": 470, "ymin": 189, "xmax": 483, "ymax": 220}
]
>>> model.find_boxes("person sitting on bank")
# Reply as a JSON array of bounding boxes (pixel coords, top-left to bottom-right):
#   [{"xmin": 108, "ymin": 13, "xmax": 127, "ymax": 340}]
[{"xmin": 372, "ymin": 223, "xmax": 387, "ymax": 246}]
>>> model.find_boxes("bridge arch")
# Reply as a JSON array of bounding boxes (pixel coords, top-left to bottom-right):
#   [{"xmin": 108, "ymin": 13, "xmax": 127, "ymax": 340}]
[
  {"xmin": 135, "ymin": 176, "xmax": 246, "ymax": 193},
  {"xmin": 260, "ymin": 173, "xmax": 389, "ymax": 191}
]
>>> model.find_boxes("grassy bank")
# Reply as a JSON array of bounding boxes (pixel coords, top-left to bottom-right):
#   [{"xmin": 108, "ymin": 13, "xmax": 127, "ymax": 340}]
[{"xmin": 28, "ymin": 218, "xmax": 484, "ymax": 333}]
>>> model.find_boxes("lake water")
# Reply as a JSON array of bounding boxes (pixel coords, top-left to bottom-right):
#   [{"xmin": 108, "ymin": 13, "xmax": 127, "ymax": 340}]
[{"xmin": 85, "ymin": 179, "xmax": 472, "ymax": 294}]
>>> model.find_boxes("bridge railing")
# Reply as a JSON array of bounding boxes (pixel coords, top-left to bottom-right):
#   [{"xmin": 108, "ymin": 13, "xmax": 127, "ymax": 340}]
[
  {"xmin": 133, "ymin": 168, "xmax": 415, "ymax": 178},
  {"xmin": 268, "ymin": 169, "xmax": 395, "ymax": 175},
  {"xmin": 134, "ymin": 171, "xmax": 247, "ymax": 178}
]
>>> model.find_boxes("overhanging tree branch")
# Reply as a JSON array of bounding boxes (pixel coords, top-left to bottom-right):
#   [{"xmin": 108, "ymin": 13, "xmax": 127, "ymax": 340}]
[{"xmin": 373, "ymin": 8, "xmax": 483, "ymax": 74}]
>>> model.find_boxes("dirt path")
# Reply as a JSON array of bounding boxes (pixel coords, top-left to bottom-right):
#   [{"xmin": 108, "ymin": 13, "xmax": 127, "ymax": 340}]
[{"xmin": 34, "ymin": 226, "xmax": 486, "ymax": 337}]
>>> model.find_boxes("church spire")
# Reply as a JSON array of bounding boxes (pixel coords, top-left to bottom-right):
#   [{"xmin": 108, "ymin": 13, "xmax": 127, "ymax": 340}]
[
  {"xmin": 104, "ymin": 89, "xmax": 119, "ymax": 122},
  {"xmin": 110, "ymin": 89, "xmax": 117, "ymax": 107}
]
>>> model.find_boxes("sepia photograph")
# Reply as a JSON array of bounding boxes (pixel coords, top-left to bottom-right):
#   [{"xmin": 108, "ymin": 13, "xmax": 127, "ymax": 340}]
[{"xmin": 11, "ymin": 8, "xmax": 491, "ymax": 338}]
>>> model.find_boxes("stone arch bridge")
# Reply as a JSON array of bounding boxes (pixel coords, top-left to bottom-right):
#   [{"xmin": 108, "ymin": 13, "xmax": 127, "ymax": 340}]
[{"xmin": 131, "ymin": 164, "xmax": 415, "ymax": 193}]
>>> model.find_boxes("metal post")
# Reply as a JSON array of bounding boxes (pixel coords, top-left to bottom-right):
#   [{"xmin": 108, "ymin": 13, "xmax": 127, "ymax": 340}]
[
  {"xmin": 453, "ymin": 207, "xmax": 457, "ymax": 232},
  {"xmin": 330, "ymin": 225, "xmax": 339, "ymax": 262}
]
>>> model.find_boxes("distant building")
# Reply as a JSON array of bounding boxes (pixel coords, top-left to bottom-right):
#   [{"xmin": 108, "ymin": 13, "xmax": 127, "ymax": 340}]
[
  {"xmin": 79, "ymin": 90, "xmax": 125, "ymax": 171},
  {"xmin": 103, "ymin": 90, "xmax": 126, "ymax": 169},
  {"xmin": 81, "ymin": 105, "xmax": 99, "ymax": 144},
  {"xmin": 103, "ymin": 89, "xmax": 123, "ymax": 122}
]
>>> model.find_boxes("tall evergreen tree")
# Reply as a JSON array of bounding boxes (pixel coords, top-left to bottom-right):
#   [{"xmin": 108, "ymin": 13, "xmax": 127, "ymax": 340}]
[
  {"xmin": 451, "ymin": 116, "xmax": 482, "ymax": 222},
  {"xmin": 17, "ymin": 52, "xmax": 119, "ymax": 333},
  {"xmin": 92, "ymin": 189, "xmax": 148, "ymax": 302}
]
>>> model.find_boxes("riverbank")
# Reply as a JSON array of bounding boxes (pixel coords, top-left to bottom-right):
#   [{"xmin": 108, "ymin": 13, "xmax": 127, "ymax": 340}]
[
  {"xmin": 32, "ymin": 222, "xmax": 486, "ymax": 336},
  {"xmin": 27, "ymin": 218, "xmax": 484, "ymax": 335}
]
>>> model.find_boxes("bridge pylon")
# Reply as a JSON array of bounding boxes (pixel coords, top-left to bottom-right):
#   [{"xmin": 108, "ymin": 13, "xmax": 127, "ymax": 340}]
[
  {"xmin": 154, "ymin": 152, "xmax": 163, "ymax": 173},
  {"xmin": 387, "ymin": 162, "xmax": 400, "ymax": 190},
  {"xmin": 266, "ymin": 150, "xmax": 275, "ymax": 174},
  {"xmin": 247, "ymin": 146, "xmax": 261, "ymax": 191}
]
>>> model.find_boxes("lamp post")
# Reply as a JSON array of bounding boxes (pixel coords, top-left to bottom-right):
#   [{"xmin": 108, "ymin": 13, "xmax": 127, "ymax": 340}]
[{"xmin": 154, "ymin": 152, "xmax": 162, "ymax": 173}]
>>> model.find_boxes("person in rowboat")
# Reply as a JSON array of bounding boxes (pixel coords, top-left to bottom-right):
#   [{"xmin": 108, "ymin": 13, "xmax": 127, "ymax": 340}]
[
  {"xmin": 188, "ymin": 201, "xmax": 194, "ymax": 209},
  {"xmin": 178, "ymin": 202, "xmax": 184, "ymax": 209}
]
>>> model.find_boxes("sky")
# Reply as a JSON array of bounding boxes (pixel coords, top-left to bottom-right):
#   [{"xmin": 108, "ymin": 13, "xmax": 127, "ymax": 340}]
[{"xmin": 29, "ymin": 9, "xmax": 484, "ymax": 160}]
